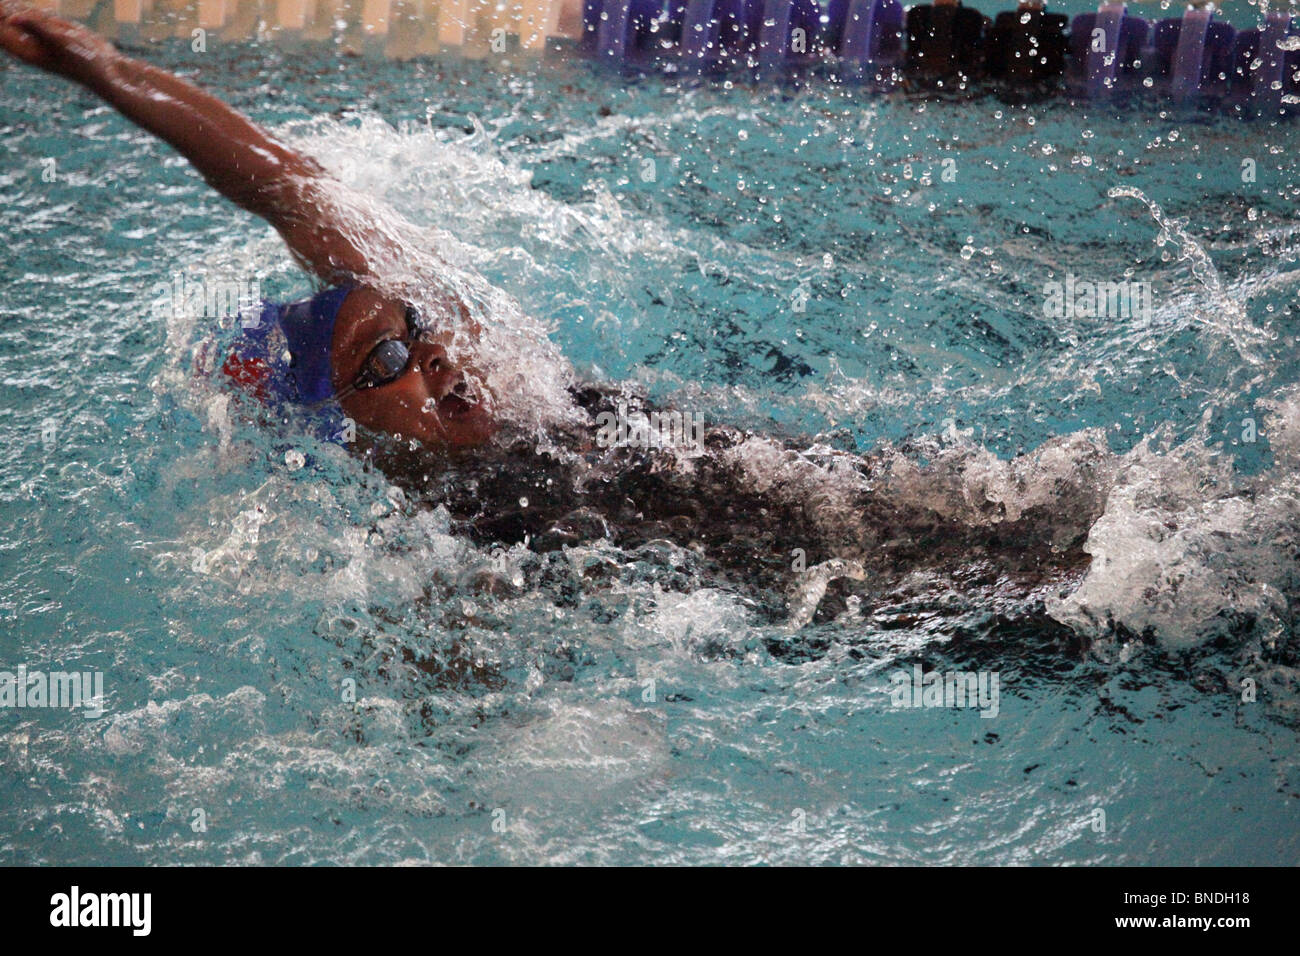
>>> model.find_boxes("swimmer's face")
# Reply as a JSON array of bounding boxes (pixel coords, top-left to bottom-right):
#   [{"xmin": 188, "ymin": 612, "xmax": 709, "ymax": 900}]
[{"xmin": 330, "ymin": 287, "xmax": 495, "ymax": 449}]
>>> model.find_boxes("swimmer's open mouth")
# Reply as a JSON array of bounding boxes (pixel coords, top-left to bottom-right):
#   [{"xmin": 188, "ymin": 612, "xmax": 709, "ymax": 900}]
[
  {"xmin": 432, "ymin": 376, "xmax": 486, "ymax": 420},
  {"xmin": 438, "ymin": 392, "xmax": 476, "ymax": 417}
]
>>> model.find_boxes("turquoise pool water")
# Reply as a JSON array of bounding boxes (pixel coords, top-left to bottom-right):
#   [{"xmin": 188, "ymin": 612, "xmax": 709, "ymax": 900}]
[{"xmin": 1, "ymin": 36, "xmax": 1299, "ymax": 864}]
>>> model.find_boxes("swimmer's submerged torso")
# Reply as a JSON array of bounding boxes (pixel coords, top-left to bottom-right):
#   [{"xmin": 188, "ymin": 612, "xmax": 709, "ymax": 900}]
[{"xmin": 355, "ymin": 383, "xmax": 1110, "ymax": 623}]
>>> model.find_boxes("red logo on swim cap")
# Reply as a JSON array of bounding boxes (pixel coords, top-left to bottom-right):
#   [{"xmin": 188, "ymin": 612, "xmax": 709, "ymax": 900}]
[{"xmin": 221, "ymin": 350, "xmax": 274, "ymax": 404}]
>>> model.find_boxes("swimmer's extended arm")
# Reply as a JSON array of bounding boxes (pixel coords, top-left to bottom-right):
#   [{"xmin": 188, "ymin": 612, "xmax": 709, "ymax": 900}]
[{"xmin": 0, "ymin": 4, "xmax": 382, "ymax": 282}]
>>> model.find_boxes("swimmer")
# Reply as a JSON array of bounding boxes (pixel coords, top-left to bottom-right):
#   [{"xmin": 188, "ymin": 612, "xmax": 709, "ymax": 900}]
[{"xmin": 0, "ymin": 5, "xmax": 1108, "ymax": 622}]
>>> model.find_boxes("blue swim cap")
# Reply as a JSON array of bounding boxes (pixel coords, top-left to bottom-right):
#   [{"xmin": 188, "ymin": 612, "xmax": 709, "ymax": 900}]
[
  {"xmin": 224, "ymin": 285, "xmax": 354, "ymax": 445},
  {"xmin": 264, "ymin": 285, "xmax": 353, "ymax": 404},
  {"xmin": 230, "ymin": 285, "xmax": 353, "ymax": 404}
]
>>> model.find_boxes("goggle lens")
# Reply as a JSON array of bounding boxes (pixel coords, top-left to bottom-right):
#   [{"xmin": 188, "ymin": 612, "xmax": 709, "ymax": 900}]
[{"xmin": 362, "ymin": 339, "xmax": 410, "ymax": 387}]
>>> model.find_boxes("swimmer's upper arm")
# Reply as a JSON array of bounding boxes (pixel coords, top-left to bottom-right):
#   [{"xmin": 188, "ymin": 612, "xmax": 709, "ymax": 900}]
[
  {"xmin": 0, "ymin": 7, "xmax": 385, "ymax": 284},
  {"xmin": 107, "ymin": 61, "xmax": 382, "ymax": 282},
  {"xmin": 94, "ymin": 54, "xmax": 391, "ymax": 284}
]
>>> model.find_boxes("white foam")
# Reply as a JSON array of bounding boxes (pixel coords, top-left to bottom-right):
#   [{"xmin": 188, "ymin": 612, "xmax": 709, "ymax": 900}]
[{"xmin": 1048, "ymin": 396, "xmax": 1300, "ymax": 651}]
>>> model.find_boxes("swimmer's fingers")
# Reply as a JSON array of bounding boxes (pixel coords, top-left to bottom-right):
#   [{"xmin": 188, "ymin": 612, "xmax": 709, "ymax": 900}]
[
  {"xmin": 0, "ymin": 10, "xmax": 115, "ymax": 83},
  {"xmin": 0, "ymin": 13, "xmax": 48, "ymax": 67},
  {"xmin": 0, "ymin": 13, "xmax": 63, "ymax": 70}
]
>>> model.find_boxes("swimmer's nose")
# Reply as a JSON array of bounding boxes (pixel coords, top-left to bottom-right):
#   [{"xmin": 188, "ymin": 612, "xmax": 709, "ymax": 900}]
[
  {"xmin": 413, "ymin": 342, "xmax": 470, "ymax": 402},
  {"xmin": 412, "ymin": 342, "xmax": 447, "ymax": 378}
]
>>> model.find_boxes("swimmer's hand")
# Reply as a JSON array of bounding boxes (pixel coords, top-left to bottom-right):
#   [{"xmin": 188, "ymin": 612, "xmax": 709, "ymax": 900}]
[
  {"xmin": 0, "ymin": 4, "xmax": 117, "ymax": 86},
  {"xmin": 0, "ymin": 3, "xmax": 390, "ymax": 283}
]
